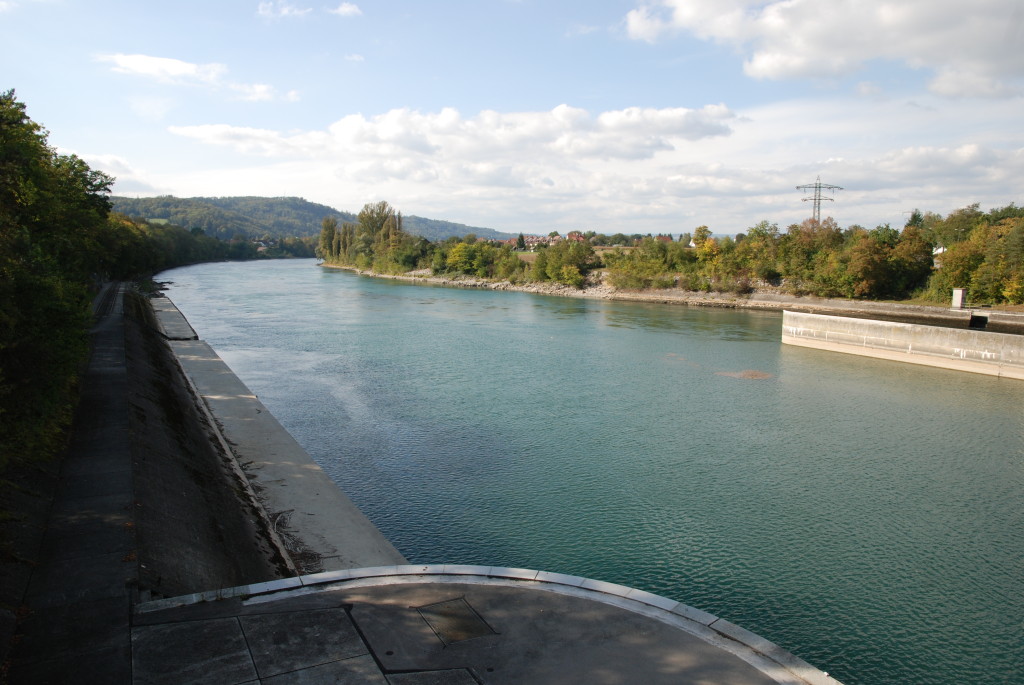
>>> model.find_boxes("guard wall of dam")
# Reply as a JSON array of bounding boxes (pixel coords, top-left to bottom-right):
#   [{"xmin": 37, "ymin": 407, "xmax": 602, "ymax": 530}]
[{"xmin": 781, "ymin": 310, "xmax": 1024, "ymax": 380}]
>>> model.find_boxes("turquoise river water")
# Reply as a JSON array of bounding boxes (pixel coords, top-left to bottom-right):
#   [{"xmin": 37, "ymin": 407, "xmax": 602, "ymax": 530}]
[{"xmin": 161, "ymin": 259, "xmax": 1023, "ymax": 684}]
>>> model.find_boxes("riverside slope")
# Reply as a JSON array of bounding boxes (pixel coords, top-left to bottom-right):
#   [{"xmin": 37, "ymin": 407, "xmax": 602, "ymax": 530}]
[{"xmin": 149, "ymin": 295, "xmax": 407, "ymax": 574}]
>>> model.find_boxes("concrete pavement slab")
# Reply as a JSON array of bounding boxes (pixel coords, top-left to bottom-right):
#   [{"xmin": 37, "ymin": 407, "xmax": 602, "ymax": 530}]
[
  {"xmin": 132, "ymin": 571, "xmax": 841, "ymax": 685},
  {"xmin": 348, "ymin": 581, "xmax": 782, "ymax": 685},
  {"xmin": 386, "ymin": 670, "xmax": 479, "ymax": 685},
  {"xmin": 260, "ymin": 654, "xmax": 388, "ymax": 685},
  {"xmin": 239, "ymin": 607, "xmax": 367, "ymax": 678},
  {"xmin": 131, "ymin": 617, "xmax": 257, "ymax": 685}
]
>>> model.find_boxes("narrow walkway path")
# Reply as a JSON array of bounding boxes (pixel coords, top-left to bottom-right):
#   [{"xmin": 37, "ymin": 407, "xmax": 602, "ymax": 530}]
[{"xmin": 7, "ymin": 283, "xmax": 136, "ymax": 683}]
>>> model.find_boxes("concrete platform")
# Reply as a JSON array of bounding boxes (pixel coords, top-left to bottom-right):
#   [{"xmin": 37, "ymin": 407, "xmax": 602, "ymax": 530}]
[{"xmin": 132, "ymin": 566, "xmax": 841, "ymax": 685}]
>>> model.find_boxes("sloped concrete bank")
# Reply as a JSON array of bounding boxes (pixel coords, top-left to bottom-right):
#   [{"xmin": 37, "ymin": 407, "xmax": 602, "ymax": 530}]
[
  {"xmin": 782, "ymin": 310, "xmax": 1024, "ymax": 379},
  {"xmin": 148, "ymin": 295, "xmax": 407, "ymax": 574},
  {"xmin": 126, "ymin": 292, "xmax": 293, "ymax": 598}
]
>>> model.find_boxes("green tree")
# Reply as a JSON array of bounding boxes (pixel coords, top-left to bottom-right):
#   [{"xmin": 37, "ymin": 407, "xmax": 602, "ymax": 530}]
[
  {"xmin": 318, "ymin": 216, "xmax": 337, "ymax": 259},
  {"xmin": 446, "ymin": 242, "xmax": 475, "ymax": 273},
  {"xmin": 358, "ymin": 200, "xmax": 395, "ymax": 237},
  {"xmin": 0, "ymin": 90, "xmax": 112, "ymax": 467}
]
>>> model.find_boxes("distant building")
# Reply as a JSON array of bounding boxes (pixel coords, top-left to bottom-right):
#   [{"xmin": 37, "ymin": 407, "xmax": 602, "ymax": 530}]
[{"xmin": 504, "ymin": 234, "xmax": 570, "ymax": 250}]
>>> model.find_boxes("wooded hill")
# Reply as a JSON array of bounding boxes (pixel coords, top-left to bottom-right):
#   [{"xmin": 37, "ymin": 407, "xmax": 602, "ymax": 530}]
[{"xmin": 111, "ymin": 195, "xmax": 513, "ymax": 243}]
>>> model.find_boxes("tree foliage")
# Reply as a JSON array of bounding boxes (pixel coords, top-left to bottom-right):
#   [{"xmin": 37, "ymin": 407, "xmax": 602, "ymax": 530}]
[
  {"xmin": 1, "ymin": 90, "xmax": 114, "ymax": 466},
  {"xmin": 318, "ymin": 200, "xmax": 433, "ymax": 274},
  {"xmin": 0, "ymin": 91, "xmax": 303, "ymax": 470}
]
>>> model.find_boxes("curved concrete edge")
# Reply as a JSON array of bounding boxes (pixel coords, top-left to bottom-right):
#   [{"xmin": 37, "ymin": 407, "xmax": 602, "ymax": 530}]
[{"xmin": 136, "ymin": 565, "xmax": 843, "ymax": 685}]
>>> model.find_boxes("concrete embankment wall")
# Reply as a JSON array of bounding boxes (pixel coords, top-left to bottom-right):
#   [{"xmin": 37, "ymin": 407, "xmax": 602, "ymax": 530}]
[
  {"xmin": 149, "ymin": 295, "xmax": 407, "ymax": 573},
  {"xmin": 782, "ymin": 310, "xmax": 1024, "ymax": 380}
]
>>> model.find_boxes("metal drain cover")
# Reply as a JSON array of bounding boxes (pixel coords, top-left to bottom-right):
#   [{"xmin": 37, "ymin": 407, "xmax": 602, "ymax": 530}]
[{"xmin": 416, "ymin": 597, "xmax": 495, "ymax": 645}]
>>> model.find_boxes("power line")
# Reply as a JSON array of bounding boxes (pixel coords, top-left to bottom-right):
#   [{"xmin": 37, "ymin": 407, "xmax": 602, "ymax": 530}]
[{"xmin": 796, "ymin": 176, "xmax": 843, "ymax": 223}]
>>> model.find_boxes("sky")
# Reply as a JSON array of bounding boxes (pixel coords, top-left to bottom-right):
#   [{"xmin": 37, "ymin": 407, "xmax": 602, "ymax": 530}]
[{"xmin": 2, "ymin": 0, "xmax": 1023, "ymax": 236}]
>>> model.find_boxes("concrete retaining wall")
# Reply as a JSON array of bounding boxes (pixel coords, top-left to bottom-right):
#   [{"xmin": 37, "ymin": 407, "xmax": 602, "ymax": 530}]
[
  {"xmin": 153, "ymin": 296, "xmax": 408, "ymax": 573},
  {"xmin": 781, "ymin": 310, "xmax": 1024, "ymax": 380}
]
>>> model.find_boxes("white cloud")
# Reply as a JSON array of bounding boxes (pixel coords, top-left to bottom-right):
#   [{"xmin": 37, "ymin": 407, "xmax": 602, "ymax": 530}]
[
  {"xmin": 327, "ymin": 2, "xmax": 361, "ymax": 17},
  {"xmin": 169, "ymin": 124, "xmax": 330, "ymax": 157},
  {"xmin": 929, "ymin": 66, "xmax": 1022, "ymax": 99},
  {"xmin": 169, "ymin": 104, "xmax": 735, "ymax": 163},
  {"xmin": 0, "ymin": 2, "xmax": 18, "ymax": 11},
  {"xmin": 156, "ymin": 96, "xmax": 1022, "ymax": 234},
  {"xmin": 98, "ymin": 53, "xmax": 296, "ymax": 103},
  {"xmin": 229, "ymin": 83, "xmax": 276, "ymax": 102},
  {"xmin": 77, "ymin": 153, "xmax": 164, "ymax": 194},
  {"xmin": 625, "ymin": 0, "xmax": 1024, "ymax": 98},
  {"xmin": 98, "ymin": 54, "xmax": 226, "ymax": 85},
  {"xmin": 856, "ymin": 82, "xmax": 883, "ymax": 99},
  {"xmin": 345, "ymin": 54, "xmax": 364, "ymax": 62},
  {"xmin": 257, "ymin": 1, "xmax": 312, "ymax": 18}
]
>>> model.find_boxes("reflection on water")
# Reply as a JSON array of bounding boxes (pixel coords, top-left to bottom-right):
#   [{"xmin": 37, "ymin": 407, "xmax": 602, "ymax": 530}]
[{"xmin": 163, "ymin": 260, "xmax": 1024, "ymax": 685}]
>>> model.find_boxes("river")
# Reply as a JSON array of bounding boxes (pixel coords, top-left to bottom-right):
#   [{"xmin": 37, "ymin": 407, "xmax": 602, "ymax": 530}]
[{"xmin": 161, "ymin": 259, "xmax": 1023, "ymax": 685}]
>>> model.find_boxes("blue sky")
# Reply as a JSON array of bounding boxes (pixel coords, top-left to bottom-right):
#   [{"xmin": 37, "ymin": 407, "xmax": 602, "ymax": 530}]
[{"xmin": 3, "ymin": 0, "xmax": 1022, "ymax": 235}]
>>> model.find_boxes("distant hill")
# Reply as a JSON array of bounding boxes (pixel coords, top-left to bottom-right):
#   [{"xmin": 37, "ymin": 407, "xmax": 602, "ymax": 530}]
[
  {"xmin": 402, "ymin": 215, "xmax": 513, "ymax": 242},
  {"xmin": 110, "ymin": 196, "xmax": 514, "ymax": 242}
]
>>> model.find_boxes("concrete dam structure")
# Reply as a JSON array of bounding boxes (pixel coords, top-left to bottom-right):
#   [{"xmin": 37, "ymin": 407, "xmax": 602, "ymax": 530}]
[{"xmin": 782, "ymin": 310, "xmax": 1024, "ymax": 380}]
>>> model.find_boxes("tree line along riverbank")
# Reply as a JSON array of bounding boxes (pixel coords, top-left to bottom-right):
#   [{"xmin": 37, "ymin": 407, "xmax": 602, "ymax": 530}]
[{"xmin": 316, "ymin": 200, "xmax": 1024, "ymax": 310}]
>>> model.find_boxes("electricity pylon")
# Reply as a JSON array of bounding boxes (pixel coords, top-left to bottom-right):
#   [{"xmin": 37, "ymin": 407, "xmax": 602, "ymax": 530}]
[{"xmin": 796, "ymin": 176, "xmax": 842, "ymax": 223}]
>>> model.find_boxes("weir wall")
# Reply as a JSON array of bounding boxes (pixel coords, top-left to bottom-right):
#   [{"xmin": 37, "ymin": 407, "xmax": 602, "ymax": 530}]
[{"xmin": 781, "ymin": 310, "xmax": 1024, "ymax": 380}]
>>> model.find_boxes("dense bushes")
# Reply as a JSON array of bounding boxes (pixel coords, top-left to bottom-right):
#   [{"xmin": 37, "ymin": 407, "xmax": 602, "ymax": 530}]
[
  {"xmin": 320, "ymin": 197, "xmax": 1024, "ymax": 305},
  {"xmin": 600, "ymin": 208, "xmax": 1024, "ymax": 304},
  {"xmin": 604, "ymin": 218, "xmax": 931, "ymax": 298},
  {"xmin": 919, "ymin": 206, "xmax": 1024, "ymax": 304},
  {"xmin": 319, "ymin": 208, "xmax": 608, "ymax": 288},
  {"xmin": 1, "ymin": 90, "xmax": 112, "ymax": 467}
]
